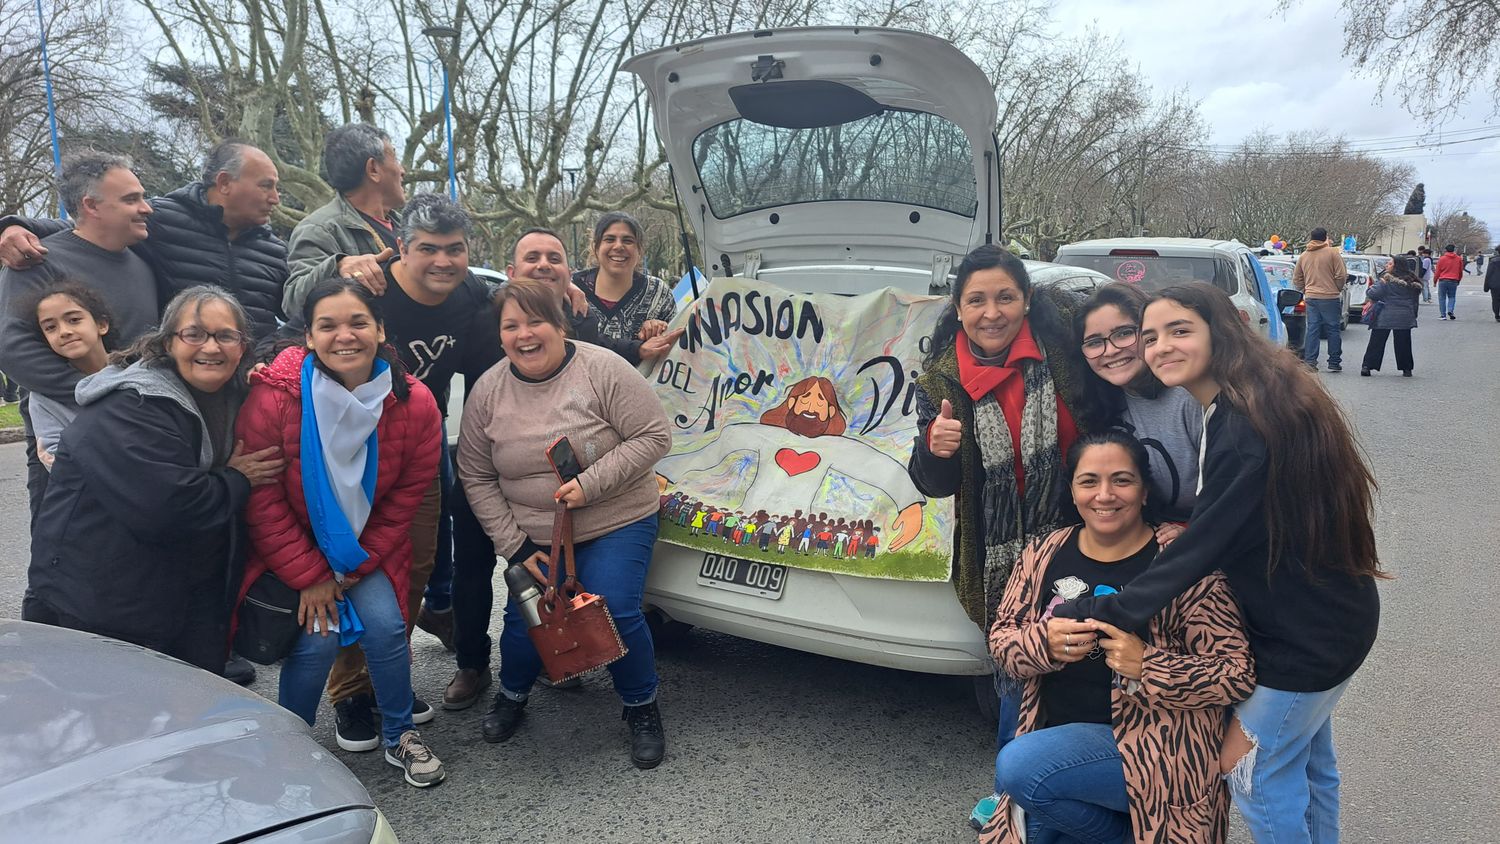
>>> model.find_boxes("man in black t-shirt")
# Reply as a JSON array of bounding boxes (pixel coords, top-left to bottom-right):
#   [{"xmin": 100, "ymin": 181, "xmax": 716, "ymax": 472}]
[{"xmin": 324, "ymin": 194, "xmax": 505, "ymax": 746}]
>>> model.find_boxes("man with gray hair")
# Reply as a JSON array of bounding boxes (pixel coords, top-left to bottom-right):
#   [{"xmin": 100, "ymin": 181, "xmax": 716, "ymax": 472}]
[
  {"xmin": 0, "ymin": 139, "xmax": 289, "ymax": 339},
  {"xmin": 0, "ymin": 150, "xmax": 161, "ymax": 526},
  {"xmin": 281, "ymin": 123, "xmax": 406, "ymax": 314}
]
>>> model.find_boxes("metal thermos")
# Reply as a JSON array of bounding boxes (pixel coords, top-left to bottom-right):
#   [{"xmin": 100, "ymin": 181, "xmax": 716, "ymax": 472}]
[{"xmin": 504, "ymin": 564, "xmax": 545, "ymax": 628}]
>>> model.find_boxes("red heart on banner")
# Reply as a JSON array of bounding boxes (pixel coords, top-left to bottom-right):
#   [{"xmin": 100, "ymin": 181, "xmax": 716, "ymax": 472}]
[{"xmin": 774, "ymin": 448, "xmax": 821, "ymax": 477}]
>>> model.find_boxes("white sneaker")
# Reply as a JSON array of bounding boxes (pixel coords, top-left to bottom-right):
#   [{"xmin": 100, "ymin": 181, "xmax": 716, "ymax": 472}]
[{"xmin": 385, "ymin": 730, "xmax": 446, "ymax": 787}]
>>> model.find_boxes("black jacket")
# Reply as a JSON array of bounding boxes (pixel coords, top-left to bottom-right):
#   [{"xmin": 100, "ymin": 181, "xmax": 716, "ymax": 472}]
[
  {"xmin": 28, "ymin": 387, "xmax": 250, "ymax": 652},
  {"xmin": 1365, "ymin": 275, "xmax": 1421, "ymax": 330},
  {"xmin": 3, "ymin": 183, "xmax": 289, "ymax": 340},
  {"xmin": 1060, "ymin": 396, "xmax": 1379, "ymax": 693}
]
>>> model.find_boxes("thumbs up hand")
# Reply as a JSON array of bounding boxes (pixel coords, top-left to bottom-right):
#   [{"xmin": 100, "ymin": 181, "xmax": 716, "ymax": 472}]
[{"xmin": 928, "ymin": 398, "xmax": 964, "ymax": 458}]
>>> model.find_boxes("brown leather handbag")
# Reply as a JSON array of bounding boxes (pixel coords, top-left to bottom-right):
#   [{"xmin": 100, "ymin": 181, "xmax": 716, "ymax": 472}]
[{"xmin": 528, "ymin": 502, "xmax": 628, "ymax": 683}]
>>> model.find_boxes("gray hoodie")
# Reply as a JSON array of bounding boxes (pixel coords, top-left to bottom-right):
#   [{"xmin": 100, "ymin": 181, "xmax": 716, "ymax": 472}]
[{"xmin": 75, "ymin": 361, "xmax": 237, "ymax": 470}]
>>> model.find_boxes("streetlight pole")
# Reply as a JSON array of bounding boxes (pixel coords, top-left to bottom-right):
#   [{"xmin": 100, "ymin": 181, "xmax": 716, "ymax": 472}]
[
  {"xmin": 563, "ymin": 166, "xmax": 581, "ymax": 258},
  {"xmin": 421, "ymin": 24, "xmax": 459, "ymax": 201},
  {"xmin": 33, "ymin": 0, "xmax": 65, "ymax": 218}
]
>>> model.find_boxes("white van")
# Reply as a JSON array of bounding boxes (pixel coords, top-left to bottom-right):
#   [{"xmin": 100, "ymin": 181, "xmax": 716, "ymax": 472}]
[
  {"xmin": 623, "ymin": 28, "xmax": 1005, "ymax": 695},
  {"xmin": 1054, "ymin": 237, "xmax": 1300, "ymax": 341}
]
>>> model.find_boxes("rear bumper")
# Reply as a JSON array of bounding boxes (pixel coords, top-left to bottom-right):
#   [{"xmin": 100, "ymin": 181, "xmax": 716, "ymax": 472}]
[{"xmin": 643, "ymin": 541, "xmax": 991, "ymax": 676}]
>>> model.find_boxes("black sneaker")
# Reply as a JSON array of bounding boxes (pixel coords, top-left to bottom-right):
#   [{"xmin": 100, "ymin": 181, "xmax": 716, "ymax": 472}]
[
  {"xmin": 622, "ymin": 701, "xmax": 666, "ymax": 770},
  {"xmin": 412, "ymin": 693, "xmax": 435, "ymax": 725},
  {"xmin": 223, "ymin": 652, "xmax": 256, "ymax": 686},
  {"xmin": 481, "ymin": 694, "xmax": 527, "ymax": 743},
  {"xmin": 335, "ymin": 693, "xmax": 381, "ymax": 752},
  {"xmin": 1327, "ymin": 364, "xmax": 1342, "ymax": 373}
]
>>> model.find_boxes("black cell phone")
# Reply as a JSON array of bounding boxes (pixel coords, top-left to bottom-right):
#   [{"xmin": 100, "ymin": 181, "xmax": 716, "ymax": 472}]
[{"xmin": 547, "ymin": 436, "xmax": 584, "ymax": 483}]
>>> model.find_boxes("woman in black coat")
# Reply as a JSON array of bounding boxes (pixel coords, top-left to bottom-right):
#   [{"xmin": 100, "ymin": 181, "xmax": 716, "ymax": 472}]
[
  {"xmin": 1361, "ymin": 255, "xmax": 1423, "ymax": 377},
  {"xmin": 23, "ymin": 286, "xmax": 284, "ymax": 672},
  {"xmin": 1484, "ymin": 246, "xmax": 1500, "ymax": 321}
]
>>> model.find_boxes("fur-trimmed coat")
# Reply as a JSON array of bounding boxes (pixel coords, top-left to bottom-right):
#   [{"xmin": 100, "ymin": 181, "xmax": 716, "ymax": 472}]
[{"xmin": 980, "ymin": 527, "xmax": 1255, "ymax": 844}]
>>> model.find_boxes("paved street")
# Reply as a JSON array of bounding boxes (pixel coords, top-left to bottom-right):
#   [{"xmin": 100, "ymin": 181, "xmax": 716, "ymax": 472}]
[{"xmin": 1, "ymin": 289, "xmax": 1495, "ymax": 842}]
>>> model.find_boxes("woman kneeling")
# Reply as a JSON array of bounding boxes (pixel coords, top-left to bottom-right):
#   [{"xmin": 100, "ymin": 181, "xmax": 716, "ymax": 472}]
[
  {"xmin": 236, "ymin": 279, "xmax": 444, "ymax": 787},
  {"xmin": 458, "ymin": 280, "xmax": 672, "ymax": 769},
  {"xmin": 982, "ymin": 431, "xmax": 1254, "ymax": 844}
]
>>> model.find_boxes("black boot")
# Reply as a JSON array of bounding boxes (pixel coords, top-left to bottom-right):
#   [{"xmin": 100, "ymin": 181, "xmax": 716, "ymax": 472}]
[
  {"xmin": 481, "ymin": 693, "xmax": 527, "ymax": 743},
  {"xmin": 224, "ymin": 652, "xmax": 257, "ymax": 685},
  {"xmin": 623, "ymin": 701, "xmax": 665, "ymax": 769}
]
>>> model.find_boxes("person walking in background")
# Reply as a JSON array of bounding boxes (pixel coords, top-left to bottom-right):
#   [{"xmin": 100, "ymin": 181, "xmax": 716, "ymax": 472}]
[
  {"xmin": 1485, "ymin": 246, "xmax": 1500, "ymax": 322},
  {"xmin": 1435, "ymin": 244, "xmax": 1464, "ymax": 320},
  {"xmin": 1476, "ymin": 251, "xmax": 1486, "ymax": 276},
  {"xmin": 1419, "ymin": 246, "xmax": 1435, "ymax": 303},
  {"xmin": 1291, "ymin": 227, "xmax": 1347, "ymax": 372},
  {"xmin": 1361, "ymin": 256, "xmax": 1423, "ymax": 377}
]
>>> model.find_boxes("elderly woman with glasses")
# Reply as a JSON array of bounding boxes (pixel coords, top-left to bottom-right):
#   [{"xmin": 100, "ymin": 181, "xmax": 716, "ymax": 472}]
[{"xmin": 24, "ymin": 285, "xmax": 286, "ymax": 673}]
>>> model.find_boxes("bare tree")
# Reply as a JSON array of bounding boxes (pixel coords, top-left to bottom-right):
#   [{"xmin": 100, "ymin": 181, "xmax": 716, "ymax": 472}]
[
  {"xmin": 0, "ymin": 0, "xmax": 134, "ymax": 216},
  {"xmin": 1329, "ymin": 0, "xmax": 1500, "ymax": 120},
  {"xmin": 1427, "ymin": 196, "xmax": 1493, "ymax": 254}
]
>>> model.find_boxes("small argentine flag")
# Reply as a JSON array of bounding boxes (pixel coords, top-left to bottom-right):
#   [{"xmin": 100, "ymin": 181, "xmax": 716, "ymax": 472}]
[{"xmin": 673, "ymin": 267, "xmax": 708, "ymax": 308}]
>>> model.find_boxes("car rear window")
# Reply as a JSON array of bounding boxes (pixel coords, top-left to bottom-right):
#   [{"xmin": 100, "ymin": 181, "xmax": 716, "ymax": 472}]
[
  {"xmin": 692, "ymin": 109, "xmax": 977, "ymax": 219},
  {"xmin": 1055, "ymin": 253, "xmax": 1239, "ymax": 294}
]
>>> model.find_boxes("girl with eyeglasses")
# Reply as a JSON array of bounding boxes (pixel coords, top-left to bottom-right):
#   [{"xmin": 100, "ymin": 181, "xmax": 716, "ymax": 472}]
[
  {"xmin": 1074, "ymin": 283, "xmax": 1202, "ymax": 530},
  {"xmin": 24, "ymin": 285, "xmax": 285, "ymax": 673}
]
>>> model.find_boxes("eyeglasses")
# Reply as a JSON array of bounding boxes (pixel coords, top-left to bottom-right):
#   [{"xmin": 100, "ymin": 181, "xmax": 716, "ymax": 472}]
[
  {"xmin": 1080, "ymin": 326, "xmax": 1140, "ymax": 359},
  {"xmin": 175, "ymin": 327, "xmax": 247, "ymax": 347}
]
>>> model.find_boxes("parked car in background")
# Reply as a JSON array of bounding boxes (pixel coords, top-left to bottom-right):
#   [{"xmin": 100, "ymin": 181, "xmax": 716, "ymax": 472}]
[
  {"xmin": 1024, "ymin": 259, "xmax": 1112, "ymax": 294},
  {"xmin": 1053, "ymin": 237, "xmax": 1290, "ymax": 344},
  {"xmin": 1257, "ymin": 257, "xmax": 1308, "ymax": 348},
  {"xmin": 0, "ymin": 620, "xmax": 397, "ymax": 844},
  {"xmin": 1342, "ymin": 255, "xmax": 1381, "ymax": 321}
]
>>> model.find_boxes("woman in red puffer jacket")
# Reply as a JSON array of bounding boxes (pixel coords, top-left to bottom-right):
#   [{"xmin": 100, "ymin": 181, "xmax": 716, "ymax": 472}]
[{"xmin": 234, "ymin": 278, "xmax": 444, "ymax": 788}]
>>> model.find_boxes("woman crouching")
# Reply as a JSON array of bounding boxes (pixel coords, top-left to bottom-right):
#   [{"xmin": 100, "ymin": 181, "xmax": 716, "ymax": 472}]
[
  {"xmin": 981, "ymin": 431, "xmax": 1254, "ymax": 843},
  {"xmin": 457, "ymin": 280, "xmax": 671, "ymax": 769},
  {"xmin": 235, "ymin": 278, "xmax": 445, "ymax": 787}
]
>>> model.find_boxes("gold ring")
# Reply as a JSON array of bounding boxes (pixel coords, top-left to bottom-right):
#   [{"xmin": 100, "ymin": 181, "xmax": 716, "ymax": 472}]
[
  {"xmin": 1065, "ymin": 645, "xmax": 1071, "ymax": 656},
  {"xmin": 353, "ymin": 271, "xmax": 364, "ymax": 278}
]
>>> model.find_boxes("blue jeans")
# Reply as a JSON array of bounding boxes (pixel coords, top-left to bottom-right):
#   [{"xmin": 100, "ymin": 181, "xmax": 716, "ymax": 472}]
[
  {"xmin": 1437, "ymin": 280, "xmax": 1459, "ymax": 317},
  {"xmin": 998, "ymin": 722, "xmax": 1130, "ymax": 844},
  {"xmin": 499, "ymin": 515, "xmax": 659, "ymax": 705},
  {"xmin": 1302, "ymin": 298, "xmax": 1342, "ymax": 367},
  {"xmin": 1227, "ymin": 680, "xmax": 1350, "ymax": 844},
  {"xmin": 992, "ymin": 681, "xmax": 1022, "ymax": 795},
  {"xmin": 279, "ymin": 570, "xmax": 415, "ymax": 746},
  {"xmin": 423, "ymin": 425, "xmax": 454, "ymax": 612}
]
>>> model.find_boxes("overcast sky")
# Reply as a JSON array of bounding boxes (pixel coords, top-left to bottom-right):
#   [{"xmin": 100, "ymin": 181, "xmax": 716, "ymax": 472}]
[{"xmin": 1052, "ymin": 0, "xmax": 1500, "ymax": 236}]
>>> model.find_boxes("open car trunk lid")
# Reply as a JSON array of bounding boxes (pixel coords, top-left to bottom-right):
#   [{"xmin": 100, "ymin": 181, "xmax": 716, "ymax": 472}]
[{"xmin": 624, "ymin": 27, "xmax": 1000, "ymax": 282}]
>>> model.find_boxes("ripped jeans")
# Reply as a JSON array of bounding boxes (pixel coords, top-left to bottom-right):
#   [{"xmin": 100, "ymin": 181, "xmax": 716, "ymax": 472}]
[{"xmin": 1226, "ymin": 679, "xmax": 1351, "ymax": 844}]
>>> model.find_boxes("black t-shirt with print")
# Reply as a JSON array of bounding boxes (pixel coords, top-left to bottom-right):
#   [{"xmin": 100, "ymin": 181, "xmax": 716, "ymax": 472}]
[
  {"xmin": 378, "ymin": 261, "xmax": 501, "ymax": 415},
  {"xmin": 1038, "ymin": 530, "xmax": 1158, "ymax": 728}
]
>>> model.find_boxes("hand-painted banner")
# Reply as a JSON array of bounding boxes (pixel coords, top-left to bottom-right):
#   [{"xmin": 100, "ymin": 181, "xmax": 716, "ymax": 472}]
[{"xmin": 648, "ymin": 278, "xmax": 952, "ymax": 581}]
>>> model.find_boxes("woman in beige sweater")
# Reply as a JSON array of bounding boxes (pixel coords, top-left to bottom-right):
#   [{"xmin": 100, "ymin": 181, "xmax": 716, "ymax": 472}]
[{"xmin": 457, "ymin": 280, "xmax": 672, "ymax": 769}]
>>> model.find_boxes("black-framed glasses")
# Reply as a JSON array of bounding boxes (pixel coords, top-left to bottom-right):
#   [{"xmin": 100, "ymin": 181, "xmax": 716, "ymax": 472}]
[
  {"xmin": 175, "ymin": 326, "xmax": 247, "ymax": 347},
  {"xmin": 1080, "ymin": 325, "xmax": 1140, "ymax": 359}
]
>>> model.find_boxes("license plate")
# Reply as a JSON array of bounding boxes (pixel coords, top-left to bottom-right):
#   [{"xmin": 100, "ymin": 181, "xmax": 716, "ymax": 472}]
[{"xmin": 697, "ymin": 553, "xmax": 786, "ymax": 600}]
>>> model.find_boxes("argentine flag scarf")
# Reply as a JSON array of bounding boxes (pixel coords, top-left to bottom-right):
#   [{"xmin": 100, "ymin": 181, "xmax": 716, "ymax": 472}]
[{"xmin": 300, "ymin": 353, "xmax": 392, "ymax": 646}]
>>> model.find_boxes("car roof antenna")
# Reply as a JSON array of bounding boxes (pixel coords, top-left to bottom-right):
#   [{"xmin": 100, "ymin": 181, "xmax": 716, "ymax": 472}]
[{"xmin": 668, "ymin": 164, "xmax": 702, "ymax": 300}]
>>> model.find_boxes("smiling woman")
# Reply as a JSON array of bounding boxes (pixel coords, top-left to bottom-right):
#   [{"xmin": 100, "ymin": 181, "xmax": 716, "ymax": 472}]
[{"xmin": 24, "ymin": 286, "xmax": 284, "ymax": 677}]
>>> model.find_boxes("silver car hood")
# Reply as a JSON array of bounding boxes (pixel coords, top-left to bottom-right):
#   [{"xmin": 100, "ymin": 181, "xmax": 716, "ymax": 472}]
[
  {"xmin": 0, "ymin": 621, "xmax": 373, "ymax": 843},
  {"xmin": 624, "ymin": 27, "xmax": 999, "ymax": 276}
]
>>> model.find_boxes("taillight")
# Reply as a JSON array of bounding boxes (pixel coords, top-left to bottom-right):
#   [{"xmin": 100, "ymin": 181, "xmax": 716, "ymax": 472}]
[
  {"xmin": 1108, "ymin": 249, "xmax": 1160, "ymax": 257},
  {"xmin": 1294, "ymin": 301, "xmax": 1306, "ymax": 314}
]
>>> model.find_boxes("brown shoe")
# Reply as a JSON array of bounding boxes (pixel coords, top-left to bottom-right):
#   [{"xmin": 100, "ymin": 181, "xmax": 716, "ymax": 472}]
[
  {"xmin": 443, "ymin": 668, "xmax": 492, "ymax": 710},
  {"xmin": 416, "ymin": 604, "xmax": 456, "ymax": 652}
]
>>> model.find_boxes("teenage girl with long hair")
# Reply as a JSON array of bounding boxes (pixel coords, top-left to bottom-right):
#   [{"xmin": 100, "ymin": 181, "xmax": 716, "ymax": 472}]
[{"xmin": 1060, "ymin": 282, "xmax": 1382, "ymax": 843}]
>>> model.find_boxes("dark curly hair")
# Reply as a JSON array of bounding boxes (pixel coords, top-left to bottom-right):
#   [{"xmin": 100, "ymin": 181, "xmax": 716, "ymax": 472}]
[{"xmin": 15, "ymin": 277, "xmax": 121, "ymax": 353}]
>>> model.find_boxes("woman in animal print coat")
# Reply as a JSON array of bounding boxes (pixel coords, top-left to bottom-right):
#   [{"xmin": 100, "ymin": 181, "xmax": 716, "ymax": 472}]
[{"xmin": 980, "ymin": 431, "xmax": 1254, "ymax": 844}]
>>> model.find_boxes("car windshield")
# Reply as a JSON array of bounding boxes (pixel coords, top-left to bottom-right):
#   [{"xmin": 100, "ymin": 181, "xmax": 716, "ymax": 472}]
[
  {"xmin": 1056, "ymin": 253, "xmax": 1238, "ymax": 294},
  {"xmin": 692, "ymin": 109, "xmax": 977, "ymax": 219},
  {"xmin": 1261, "ymin": 261, "xmax": 1296, "ymax": 286}
]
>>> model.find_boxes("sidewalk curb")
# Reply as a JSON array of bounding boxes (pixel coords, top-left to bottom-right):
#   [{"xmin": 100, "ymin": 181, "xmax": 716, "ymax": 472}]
[{"xmin": 0, "ymin": 428, "xmax": 25, "ymax": 445}]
